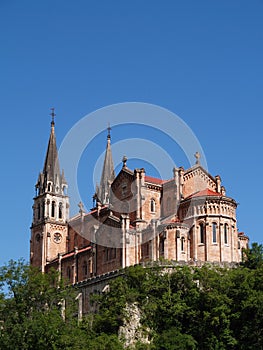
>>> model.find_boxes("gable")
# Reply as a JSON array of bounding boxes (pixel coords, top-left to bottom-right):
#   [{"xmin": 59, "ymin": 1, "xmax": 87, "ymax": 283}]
[
  {"xmin": 183, "ymin": 165, "xmax": 217, "ymax": 198},
  {"xmin": 111, "ymin": 167, "xmax": 135, "ymax": 202}
]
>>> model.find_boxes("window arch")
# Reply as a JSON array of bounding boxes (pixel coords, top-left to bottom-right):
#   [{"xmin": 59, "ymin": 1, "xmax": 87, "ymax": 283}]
[
  {"xmin": 159, "ymin": 237, "xmax": 165, "ymax": 255},
  {"xmin": 224, "ymin": 223, "xmax": 228, "ymax": 244},
  {"xmin": 37, "ymin": 203, "xmax": 41, "ymax": 220},
  {"xmin": 212, "ymin": 222, "xmax": 217, "ymax": 243},
  {"xmin": 42, "ymin": 201, "xmax": 45, "ymax": 219},
  {"xmin": 199, "ymin": 223, "xmax": 205, "ymax": 244},
  {"xmin": 150, "ymin": 198, "xmax": 156, "ymax": 213},
  {"xmin": 58, "ymin": 202, "xmax": 63, "ymax": 219},
  {"xmin": 51, "ymin": 201, "xmax": 56, "ymax": 218},
  {"xmin": 47, "ymin": 183, "xmax": 52, "ymax": 192},
  {"xmin": 74, "ymin": 233, "xmax": 78, "ymax": 248},
  {"xmin": 181, "ymin": 237, "xmax": 185, "ymax": 252},
  {"xmin": 88, "ymin": 259, "xmax": 92, "ymax": 277},
  {"xmin": 83, "ymin": 261, "xmax": 88, "ymax": 277}
]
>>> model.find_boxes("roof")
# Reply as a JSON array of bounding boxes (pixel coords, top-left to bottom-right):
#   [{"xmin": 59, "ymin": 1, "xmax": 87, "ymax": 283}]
[
  {"xmin": 185, "ymin": 189, "xmax": 222, "ymax": 199},
  {"xmin": 162, "ymin": 216, "xmax": 181, "ymax": 224},
  {"xmin": 145, "ymin": 175, "xmax": 167, "ymax": 185},
  {"xmin": 62, "ymin": 246, "xmax": 92, "ymax": 260}
]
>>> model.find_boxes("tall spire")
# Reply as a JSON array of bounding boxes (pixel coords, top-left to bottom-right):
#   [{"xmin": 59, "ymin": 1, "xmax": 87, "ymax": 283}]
[
  {"xmin": 43, "ymin": 108, "xmax": 60, "ymax": 183},
  {"xmin": 36, "ymin": 109, "xmax": 67, "ymax": 195},
  {"xmin": 31, "ymin": 109, "xmax": 69, "ymax": 271},
  {"xmin": 97, "ymin": 125, "xmax": 115, "ymax": 204}
]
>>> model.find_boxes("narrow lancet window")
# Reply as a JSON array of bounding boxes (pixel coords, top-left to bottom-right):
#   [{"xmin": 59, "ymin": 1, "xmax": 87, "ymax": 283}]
[
  {"xmin": 58, "ymin": 202, "xmax": 62, "ymax": 219},
  {"xmin": 200, "ymin": 223, "xmax": 205, "ymax": 244},
  {"xmin": 150, "ymin": 198, "xmax": 156, "ymax": 213},
  {"xmin": 224, "ymin": 224, "xmax": 228, "ymax": 244},
  {"xmin": 212, "ymin": 222, "xmax": 217, "ymax": 243},
  {"xmin": 51, "ymin": 201, "xmax": 56, "ymax": 218}
]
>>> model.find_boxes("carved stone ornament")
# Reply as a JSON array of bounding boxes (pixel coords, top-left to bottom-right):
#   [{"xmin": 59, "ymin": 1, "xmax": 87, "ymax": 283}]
[{"xmin": 53, "ymin": 232, "xmax": 62, "ymax": 244}]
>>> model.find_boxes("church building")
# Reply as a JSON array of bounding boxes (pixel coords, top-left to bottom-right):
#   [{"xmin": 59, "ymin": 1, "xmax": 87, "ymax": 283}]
[{"xmin": 30, "ymin": 114, "xmax": 249, "ymax": 289}]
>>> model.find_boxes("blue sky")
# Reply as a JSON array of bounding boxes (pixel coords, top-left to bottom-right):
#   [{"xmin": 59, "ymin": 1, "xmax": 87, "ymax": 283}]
[{"xmin": 0, "ymin": 1, "xmax": 262, "ymax": 266}]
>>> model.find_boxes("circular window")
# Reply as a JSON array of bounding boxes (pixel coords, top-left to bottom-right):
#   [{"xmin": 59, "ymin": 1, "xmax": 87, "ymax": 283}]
[
  {"xmin": 35, "ymin": 233, "xmax": 41, "ymax": 242},
  {"xmin": 53, "ymin": 232, "xmax": 62, "ymax": 244}
]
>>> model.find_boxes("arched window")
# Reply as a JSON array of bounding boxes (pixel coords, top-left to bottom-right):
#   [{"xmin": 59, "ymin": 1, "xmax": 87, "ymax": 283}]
[
  {"xmin": 88, "ymin": 259, "xmax": 92, "ymax": 276},
  {"xmin": 37, "ymin": 203, "xmax": 41, "ymax": 220},
  {"xmin": 47, "ymin": 183, "xmax": 52, "ymax": 192},
  {"xmin": 58, "ymin": 202, "xmax": 63, "ymax": 219},
  {"xmin": 42, "ymin": 201, "xmax": 45, "ymax": 219},
  {"xmin": 159, "ymin": 237, "xmax": 165, "ymax": 255},
  {"xmin": 74, "ymin": 234, "xmax": 78, "ymax": 248},
  {"xmin": 51, "ymin": 201, "xmax": 56, "ymax": 218},
  {"xmin": 83, "ymin": 261, "xmax": 88, "ymax": 277},
  {"xmin": 224, "ymin": 224, "xmax": 228, "ymax": 244},
  {"xmin": 212, "ymin": 222, "xmax": 217, "ymax": 243},
  {"xmin": 181, "ymin": 237, "xmax": 185, "ymax": 251},
  {"xmin": 150, "ymin": 199, "xmax": 156, "ymax": 213},
  {"xmin": 200, "ymin": 223, "xmax": 205, "ymax": 244}
]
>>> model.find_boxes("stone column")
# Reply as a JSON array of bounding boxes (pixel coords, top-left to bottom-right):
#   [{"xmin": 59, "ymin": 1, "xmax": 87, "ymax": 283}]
[
  {"xmin": 121, "ymin": 216, "xmax": 126, "ymax": 268},
  {"xmin": 220, "ymin": 222, "xmax": 224, "ymax": 262},
  {"xmin": 205, "ymin": 221, "xmax": 209, "ymax": 261},
  {"xmin": 73, "ymin": 247, "xmax": 78, "ymax": 284},
  {"xmin": 176, "ymin": 230, "xmax": 180, "ymax": 261},
  {"xmin": 192, "ymin": 225, "xmax": 197, "ymax": 261}
]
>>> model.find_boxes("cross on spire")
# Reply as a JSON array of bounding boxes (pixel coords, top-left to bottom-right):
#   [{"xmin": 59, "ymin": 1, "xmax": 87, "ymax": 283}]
[
  {"xmin": 107, "ymin": 123, "xmax": 111, "ymax": 139},
  {"xmin": 50, "ymin": 108, "xmax": 56, "ymax": 126}
]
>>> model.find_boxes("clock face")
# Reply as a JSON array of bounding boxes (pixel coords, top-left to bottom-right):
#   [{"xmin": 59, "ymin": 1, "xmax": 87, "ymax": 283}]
[{"xmin": 53, "ymin": 232, "xmax": 62, "ymax": 244}]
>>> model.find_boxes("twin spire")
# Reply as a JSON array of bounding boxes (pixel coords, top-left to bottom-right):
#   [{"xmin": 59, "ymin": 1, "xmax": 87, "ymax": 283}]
[
  {"xmin": 37, "ymin": 110, "xmax": 115, "ymax": 207},
  {"xmin": 36, "ymin": 109, "xmax": 67, "ymax": 196},
  {"xmin": 97, "ymin": 124, "xmax": 115, "ymax": 204}
]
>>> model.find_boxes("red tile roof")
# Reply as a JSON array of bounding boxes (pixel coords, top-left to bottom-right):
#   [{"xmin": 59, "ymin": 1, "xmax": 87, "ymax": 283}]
[
  {"xmin": 145, "ymin": 175, "xmax": 167, "ymax": 185},
  {"xmin": 61, "ymin": 246, "xmax": 92, "ymax": 260},
  {"xmin": 186, "ymin": 189, "xmax": 222, "ymax": 199}
]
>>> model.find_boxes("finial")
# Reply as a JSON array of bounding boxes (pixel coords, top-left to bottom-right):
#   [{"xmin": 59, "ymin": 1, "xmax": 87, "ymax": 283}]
[
  {"xmin": 107, "ymin": 123, "xmax": 111, "ymax": 140},
  {"xmin": 122, "ymin": 155, "xmax": 127, "ymax": 168},
  {"xmin": 194, "ymin": 151, "xmax": 201, "ymax": 165},
  {"xmin": 50, "ymin": 108, "xmax": 56, "ymax": 126},
  {"xmin": 78, "ymin": 201, "xmax": 85, "ymax": 214}
]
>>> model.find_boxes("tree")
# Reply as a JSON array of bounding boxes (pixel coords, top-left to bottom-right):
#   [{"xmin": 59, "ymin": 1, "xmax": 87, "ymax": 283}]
[
  {"xmin": 242, "ymin": 242, "xmax": 263, "ymax": 269},
  {"xmin": 0, "ymin": 259, "xmax": 85, "ymax": 349},
  {"xmin": 0, "ymin": 259, "xmax": 125, "ymax": 350}
]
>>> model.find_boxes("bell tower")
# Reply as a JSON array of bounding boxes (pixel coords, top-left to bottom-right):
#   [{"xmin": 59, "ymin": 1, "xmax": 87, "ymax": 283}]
[{"xmin": 30, "ymin": 109, "xmax": 69, "ymax": 272}]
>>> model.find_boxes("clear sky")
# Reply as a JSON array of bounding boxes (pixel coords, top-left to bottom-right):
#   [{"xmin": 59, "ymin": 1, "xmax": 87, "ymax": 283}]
[{"xmin": 0, "ymin": 0, "xmax": 262, "ymax": 266}]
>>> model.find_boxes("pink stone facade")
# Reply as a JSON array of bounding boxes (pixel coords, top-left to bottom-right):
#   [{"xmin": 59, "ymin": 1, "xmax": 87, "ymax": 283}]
[{"xmin": 30, "ymin": 123, "xmax": 249, "ymax": 287}]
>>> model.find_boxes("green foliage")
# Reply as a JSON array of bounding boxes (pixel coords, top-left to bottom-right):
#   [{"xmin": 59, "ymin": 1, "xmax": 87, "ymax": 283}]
[
  {"xmin": 154, "ymin": 327, "xmax": 197, "ymax": 350},
  {"xmin": 242, "ymin": 242, "xmax": 263, "ymax": 269},
  {"xmin": 0, "ymin": 259, "xmax": 123, "ymax": 350},
  {"xmin": 91, "ymin": 262, "xmax": 263, "ymax": 349},
  {"xmin": 1, "ymin": 256, "xmax": 263, "ymax": 349}
]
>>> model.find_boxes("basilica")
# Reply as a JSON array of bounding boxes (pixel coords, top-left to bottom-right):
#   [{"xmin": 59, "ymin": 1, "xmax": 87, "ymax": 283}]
[{"xmin": 30, "ymin": 115, "xmax": 249, "ymax": 292}]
